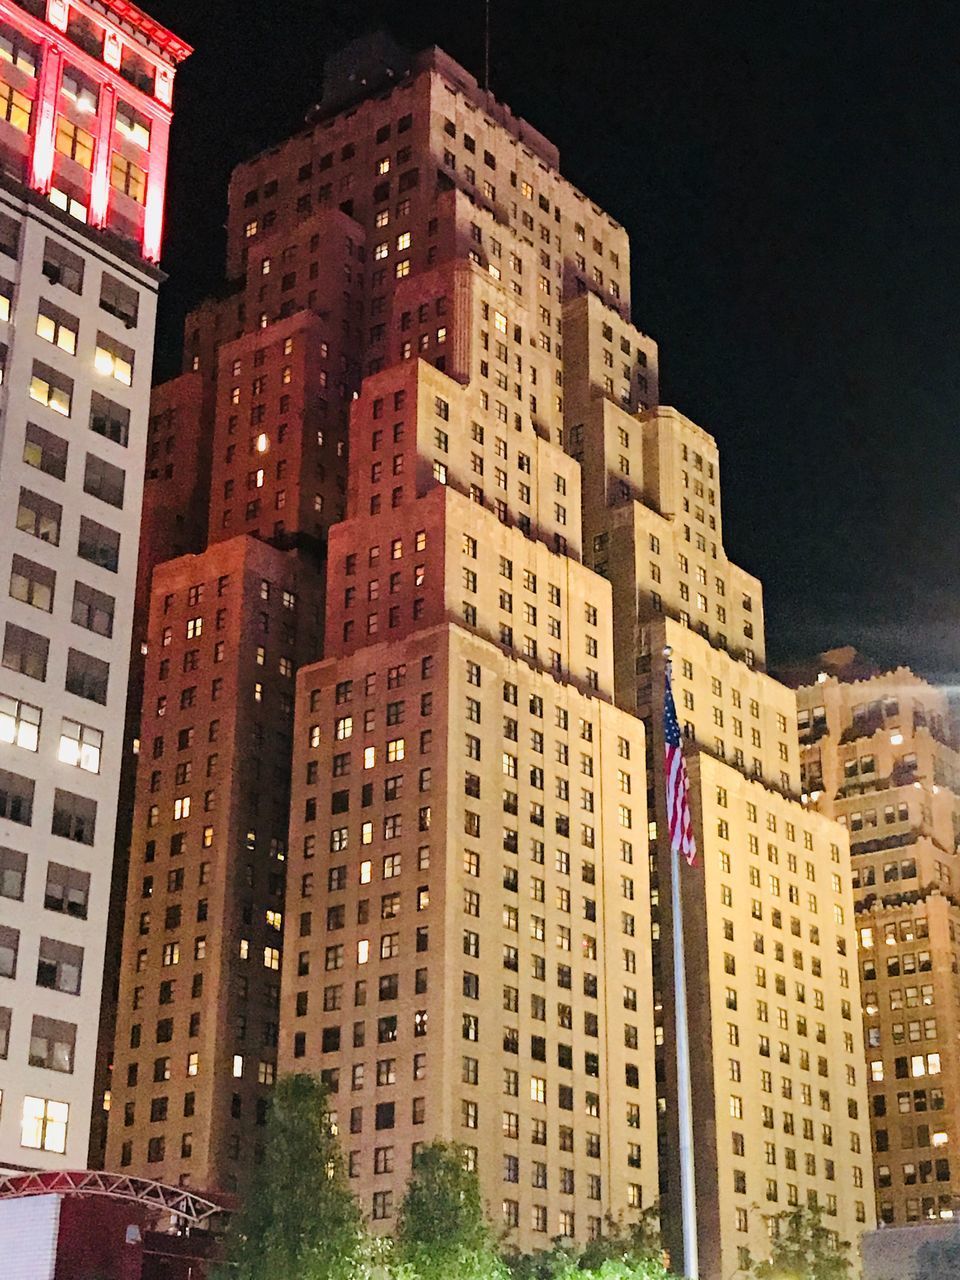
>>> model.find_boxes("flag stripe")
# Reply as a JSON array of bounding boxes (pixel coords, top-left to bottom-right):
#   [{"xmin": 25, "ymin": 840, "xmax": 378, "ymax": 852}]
[{"xmin": 664, "ymin": 665, "xmax": 697, "ymax": 867}]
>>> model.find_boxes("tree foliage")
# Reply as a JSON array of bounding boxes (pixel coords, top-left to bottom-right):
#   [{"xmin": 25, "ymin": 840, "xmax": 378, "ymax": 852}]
[
  {"xmin": 750, "ymin": 1205, "xmax": 851, "ymax": 1280},
  {"xmin": 220, "ymin": 1098, "xmax": 682, "ymax": 1280},
  {"xmin": 216, "ymin": 1073, "xmax": 361, "ymax": 1280},
  {"xmin": 504, "ymin": 1206, "xmax": 673, "ymax": 1280},
  {"xmin": 395, "ymin": 1141, "xmax": 507, "ymax": 1280}
]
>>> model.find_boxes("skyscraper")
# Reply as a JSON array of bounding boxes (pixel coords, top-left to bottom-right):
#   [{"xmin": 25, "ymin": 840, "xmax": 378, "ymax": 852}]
[
  {"xmin": 794, "ymin": 648, "xmax": 960, "ymax": 1228},
  {"xmin": 105, "ymin": 34, "xmax": 871, "ymax": 1280},
  {"xmin": 0, "ymin": 0, "xmax": 188, "ymax": 1170},
  {"xmin": 572, "ymin": 397, "xmax": 874, "ymax": 1275}
]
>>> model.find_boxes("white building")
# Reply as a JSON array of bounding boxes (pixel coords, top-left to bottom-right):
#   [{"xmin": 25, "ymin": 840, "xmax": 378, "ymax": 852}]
[{"xmin": 0, "ymin": 0, "xmax": 189, "ymax": 1169}]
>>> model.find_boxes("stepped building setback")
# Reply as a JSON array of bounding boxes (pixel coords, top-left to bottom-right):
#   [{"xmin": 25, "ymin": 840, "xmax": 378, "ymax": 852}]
[
  {"xmin": 103, "ymin": 34, "xmax": 872, "ymax": 1279},
  {"xmin": 0, "ymin": 0, "xmax": 188, "ymax": 1171}
]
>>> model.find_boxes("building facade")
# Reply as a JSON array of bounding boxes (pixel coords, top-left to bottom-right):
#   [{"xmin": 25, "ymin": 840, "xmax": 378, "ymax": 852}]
[
  {"xmin": 570, "ymin": 386, "xmax": 872, "ymax": 1273},
  {"xmin": 0, "ymin": 0, "xmax": 188, "ymax": 1170},
  {"xmin": 103, "ymin": 33, "xmax": 873, "ymax": 1278},
  {"xmin": 795, "ymin": 650, "xmax": 960, "ymax": 1228},
  {"xmin": 104, "ymin": 536, "xmax": 322, "ymax": 1192},
  {"xmin": 281, "ymin": 361, "xmax": 658, "ymax": 1247}
]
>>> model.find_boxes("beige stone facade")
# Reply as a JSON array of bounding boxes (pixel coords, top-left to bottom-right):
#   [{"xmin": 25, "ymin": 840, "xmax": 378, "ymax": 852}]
[
  {"xmin": 280, "ymin": 340, "xmax": 659, "ymax": 1246},
  {"xmin": 576, "ymin": 391, "xmax": 872, "ymax": 1277},
  {"xmin": 105, "ymin": 36, "xmax": 875, "ymax": 1278},
  {"xmin": 796, "ymin": 655, "xmax": 960, "ymax": 1227}
]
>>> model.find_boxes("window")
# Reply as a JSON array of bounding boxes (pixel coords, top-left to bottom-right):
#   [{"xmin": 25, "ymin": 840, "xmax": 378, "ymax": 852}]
[
  {"xmin": 99, "ymin": 272, "xmax": 139, "ymax": 327},
  {"xmin": 0, "ymin": 80, "xmax": 30, "ymax": 132},
  {"xmin": 44, "ymin": 862, "xmax": 89, "ymax": 918},
  {"xmin": 0, "ymin": 693, "xmax": 40, "ymax": 751},
  {"xmin": 0, "ymin": 846, "xmax": 24, "ymax": 902},
  {"xmin": 36, "ymin": 303, "xmax": 78, "ymax": 354},
  {"xmin": 83, "ymin": 453, "xmax": 125, "ymax": 509},
  {"xmin": 16, "ymin": 488, "xmax": 61, "ymax": 544},
  {"xmin": 110, "ymin": 154, "xmax": 146, "ymax": 203},
  {"xmin": 10, "ymin": 555, "xmax": 55, "ymax": 613},
  {"xmin": 55, "ymin": 116, "xmax": 94, "ymax": 168},
  {"xmin": 77, "ymin": 516, "xmax": 120, "ymax": 573},
  {"xmin": 94, "ymin": 333, "xmax": 134, "ymax": 386},
  {"xmin": 65, "ymin": 647, "xmax": 109, "ymax": 704},
  {"xmin": 90, "ymin": 392, "xmax": 129, "ymax": 447},
  {"xmin": 51, "ymin": 788, "xmax": 96, "ymax": 845},
  {"xmin": 42, "ymin": 238, "xmax": 83, "ymax": 293},
  {"xmin": 20, "ymin": 1096, "xmax": 68, "ymax": 1153},
  {"xmin": 0, "ymin": 770, "xmax": 33, "ymax": 826},
  {"xmin": 29, "ymin": 1016, "xmax": 76, "ymax": 1073},
  {"xmin": 36, "ymin": 936, "xmax": 83, "ymax": 995},
  {"xmin": 55, "ymin": 705, "xmax": 99, "ymax": 775},
  {"xmin": 72, "ymin": 580, "xmax": 116, "ymax": 642},
  {"xmin": 23, "ymin": 422, "xmax": 68, "ymax": 482}
]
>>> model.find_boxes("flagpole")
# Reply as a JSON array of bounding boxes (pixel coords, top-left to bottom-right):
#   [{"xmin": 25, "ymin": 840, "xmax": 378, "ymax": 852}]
[{"xmin": 665, "ymin": 646, "xmax": 699, "ymax": 1279}]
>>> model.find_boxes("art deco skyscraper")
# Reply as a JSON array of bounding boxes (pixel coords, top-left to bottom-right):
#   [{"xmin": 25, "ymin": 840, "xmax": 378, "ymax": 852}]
[
  {"xmin": 106, "ymin": 38, "xmax": 663, "ymax": 1208},
  {"xmin": 0, "ymin": 0, "xmax": 188, "ymax": 1170},
  {"xmin": 794, "ymin": 649, "xmax": 960, "ymax": 1228},
  {"xmin": 105, "ymin": 35, "xmax": 872, "ymax": 1280},
  {"xmin": 566, "ymin": 372, "xmax": 875, "ymax": 1273}
]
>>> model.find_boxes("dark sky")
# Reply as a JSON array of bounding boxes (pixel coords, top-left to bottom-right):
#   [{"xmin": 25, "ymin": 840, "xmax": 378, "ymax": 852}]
[{"xmin": 146, "ymin": 0, "xmax": 960, "ymax": 681}]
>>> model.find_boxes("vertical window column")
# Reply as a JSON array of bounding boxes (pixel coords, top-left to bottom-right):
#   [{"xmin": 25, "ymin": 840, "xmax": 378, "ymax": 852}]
[
  {"xmin": 141, "ymin": 110, "xmax": 169, "ymax": 263},
  {"xmin": 89, "ymin": 82, "xmax": 116, "ymax": 227},
  {"xmin": 29, "ymin": 41, "xmax": 64, "ymax": 194}
]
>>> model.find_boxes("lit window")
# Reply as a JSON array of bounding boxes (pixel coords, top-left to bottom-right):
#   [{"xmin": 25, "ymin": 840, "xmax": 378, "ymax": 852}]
[
  {"xmin": 55, "ymin": 116, "xmax": 93, "ymax": 169},
  {"xmin": 0, "ymin": 82, "xmax": 31, "ymax": 132},
  {"xmin": 94, "ymin": 337, "xmax": 133, "ymax": 386},
  {"xmin": 57, "ymin": 719, "xmax": 102, "ymax": 772},
  {"xmin": 0, "ymin": 694, "xmax": 41, "ymax": 750},
  {"xmin": 20, "ymin": 1096, "xmax": 68, "ymax": 1153},
  {"xmin": 110, "ymin": 154, "xmax": 146, "ymax": 203},
  {"xmin": 36, "ymin": 308, "xmax": 77, "ymax": 355},
  {"xmin": 49, "ymin": 188, "xmax": 87, "ymax": 223},
  {"xmin": 115, "ymin": 103, "xmax": 150, "ymax": 148}
]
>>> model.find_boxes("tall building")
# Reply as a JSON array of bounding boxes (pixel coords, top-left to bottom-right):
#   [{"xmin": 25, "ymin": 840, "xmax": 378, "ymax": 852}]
[
  {"xmin": 0, "ymin": 0, "xmax": 188, "ymax": 1170},
  {"xmin": 282, "ymin": 362, "xmax": 657, "ymax": 1248},
  {"xmin": 103, "ymin": 32, "xmax": 660, "ymax": 1208},
  {"xmin": 570, "ymin": 390, "xmax": 873, "ymax": 1272},
  {"xmin": 104, "ymin": 34, "xmax": 873, "ymax": 1280},
  {"xmin": 105, "ymin": 536, "xmax": 322, "ymax": 1190},
  {"xmin": 794, "ymin": 648, "xmax": 960, "ymax": 1227}
]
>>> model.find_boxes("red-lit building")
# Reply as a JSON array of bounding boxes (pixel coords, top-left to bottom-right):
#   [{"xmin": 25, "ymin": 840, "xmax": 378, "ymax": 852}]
[{"xmin": 0, "ymin": 0, "xmax": 188, "ymax": 1173}]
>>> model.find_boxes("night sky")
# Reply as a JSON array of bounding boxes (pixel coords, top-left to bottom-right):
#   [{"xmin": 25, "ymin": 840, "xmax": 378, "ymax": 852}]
[{"xmin": 146, "ymin": 0, "xmax": 960, "ymax": 681}]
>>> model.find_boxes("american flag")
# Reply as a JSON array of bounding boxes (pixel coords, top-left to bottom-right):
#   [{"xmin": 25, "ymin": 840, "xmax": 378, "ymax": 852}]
[{"xmin": 664, "ymin": 661, "xmax": 697, "ymax": 867}]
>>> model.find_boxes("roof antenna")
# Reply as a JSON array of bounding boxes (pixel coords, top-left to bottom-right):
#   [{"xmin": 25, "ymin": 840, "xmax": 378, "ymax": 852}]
[{"xmin": 482, "ymin": 0, "xmax": 491, "ymax": 91}]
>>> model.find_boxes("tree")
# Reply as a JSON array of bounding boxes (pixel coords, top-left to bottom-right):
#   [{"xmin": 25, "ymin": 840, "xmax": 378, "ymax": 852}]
[
  {"xmin": 750, "ymin": 1205, "xmax": 851, "ymax": 1280},
  {"xmin": 577, "ymin": 1207, "xmax": 669, "ymax": 1272},
  {"xmin": 216, "ymin": 1073, "xmax": 362, "ymax": 1280},
  {"xmin": 504, "ymin": 1207, "xmax": 675, "ymax": 1280},
  {"xmin": 395, "ymin": 1141, "xmax": 507, "ymax": 1280}
]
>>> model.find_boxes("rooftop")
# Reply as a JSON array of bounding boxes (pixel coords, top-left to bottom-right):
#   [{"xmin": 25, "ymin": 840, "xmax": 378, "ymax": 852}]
[{"xmin": 84, "ymin": 0, "xmax": 192, "ymax": 63}]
